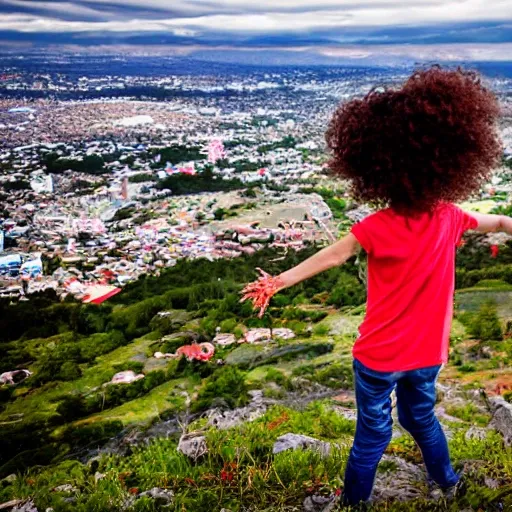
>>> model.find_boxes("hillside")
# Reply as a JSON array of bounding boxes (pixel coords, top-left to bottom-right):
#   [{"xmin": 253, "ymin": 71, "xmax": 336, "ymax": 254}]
[{"xmin": 1, "ymin": 239, "xmax": 512, "ymax": 511}]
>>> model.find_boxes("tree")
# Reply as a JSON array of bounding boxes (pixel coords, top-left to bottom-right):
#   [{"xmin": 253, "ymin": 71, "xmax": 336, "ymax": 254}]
[{"xmin": 469, "ymin": 301, "xmax": 503, "ymax": 341}]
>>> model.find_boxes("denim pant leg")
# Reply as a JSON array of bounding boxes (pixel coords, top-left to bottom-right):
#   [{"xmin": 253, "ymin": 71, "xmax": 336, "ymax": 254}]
[
  {"xmin": 343, "ymin": 359, "xmax": 397, "ymax": 505},
  {"xmin": 396, "ymin": 366, "xmax": 459, "ymax": 489}
]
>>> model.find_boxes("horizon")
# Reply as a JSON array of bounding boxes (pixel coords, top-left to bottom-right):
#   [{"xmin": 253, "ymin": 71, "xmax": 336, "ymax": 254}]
[{"xmin": 0, "ymin": 1, "xmax": 511, "ymax": 65}]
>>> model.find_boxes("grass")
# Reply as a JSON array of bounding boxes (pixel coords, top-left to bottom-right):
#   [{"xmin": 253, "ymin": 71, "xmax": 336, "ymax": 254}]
[
  {"xmin": 0, "ymin": 333, "xmax": 162, "ymax": 425},
  {"xmin": 455, "ymin": 289, "xmax": 512, "ymax": 321},
  {"xmin": 444, "ymin": 403, "xmax": 492, "ymax": 426},
  {"xmin": 70, "ymin": 378, "xmax": 189, "ymax": 425},
  {"xmin": 1, "ymin": 402, "xmax": 511, "ymax": 512},
  {"xmin": 2, "ymin": 305, "xmax": 512, "ymax": 511}
]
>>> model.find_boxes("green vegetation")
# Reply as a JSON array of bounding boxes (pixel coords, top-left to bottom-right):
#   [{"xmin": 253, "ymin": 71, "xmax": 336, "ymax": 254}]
[
  {"xmin": 257, "ymin": 135, "xmax": 296, "ymax": 154},
  {"xmin": 153, "ymin": 144, "xmax": 206, "ymax": 165},
  {"xmin": 2, "ymin": 231, "xmax": 512, "ymax": 510},
  {"xmin": 128, "ymin": 173, "xmax": 157, "ymax": 183},
  {"xmin": 157, "ymin": 166, "xmax": 244, "ymax": 195},
  {"xmin": 467, "ymin": 301, "xmax": 503, "ymax": 341},
  {"xmin": 44, "ymin": 152, "xmax": 106, "ymax": 174}
]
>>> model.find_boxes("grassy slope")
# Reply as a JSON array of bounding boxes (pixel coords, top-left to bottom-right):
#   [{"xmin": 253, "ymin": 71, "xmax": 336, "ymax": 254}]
[{"xmin": 1, "ymin": 287, "xmax": 512, "ymax": 510}]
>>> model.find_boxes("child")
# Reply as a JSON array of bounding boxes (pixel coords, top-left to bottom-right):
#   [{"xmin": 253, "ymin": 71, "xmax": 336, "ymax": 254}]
[{"xmin": 241, "ymin": 66, "xmax": 506, "ymax": 507}]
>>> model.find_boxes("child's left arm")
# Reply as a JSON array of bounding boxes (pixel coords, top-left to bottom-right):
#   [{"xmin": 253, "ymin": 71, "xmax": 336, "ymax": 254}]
[{"xmin": 241, "ymin": 234, "xmax": 360, "ymax": 316}]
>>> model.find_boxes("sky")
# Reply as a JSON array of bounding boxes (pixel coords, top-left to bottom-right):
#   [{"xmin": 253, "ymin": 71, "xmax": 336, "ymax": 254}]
[{"xmin": 0, "ymin": 0, "xmax": 511, "ymax": 61}]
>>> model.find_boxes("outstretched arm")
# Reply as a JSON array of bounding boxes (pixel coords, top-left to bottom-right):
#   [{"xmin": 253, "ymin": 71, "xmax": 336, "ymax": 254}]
[
  {"xmin": 469, "ymin": 212, "xmax": 512, "ymax": 234},
  {"xmin": 241, "ymin": 233, "xmax": 360, "ymax": 317},
  {"xmin": 276, "ymin": 233, "xmax": 360, "ymax": 290}
]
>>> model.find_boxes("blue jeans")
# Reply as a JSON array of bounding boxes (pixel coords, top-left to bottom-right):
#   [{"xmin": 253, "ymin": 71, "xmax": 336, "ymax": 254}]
[{"xmin": 343, "ymin": 358, "xmax": 459, "ymax": 506}]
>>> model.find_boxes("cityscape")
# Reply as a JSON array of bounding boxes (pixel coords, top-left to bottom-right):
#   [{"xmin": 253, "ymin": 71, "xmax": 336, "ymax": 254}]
[{"xmin": 1, "ymin": 1, "xmax": 512, "ymax": 510}]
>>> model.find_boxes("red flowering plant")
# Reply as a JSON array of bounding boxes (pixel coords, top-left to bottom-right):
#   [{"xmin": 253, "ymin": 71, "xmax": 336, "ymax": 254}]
[{"xmin": 220, "ymin": 462, "xmax": 238, "ymax": 485}]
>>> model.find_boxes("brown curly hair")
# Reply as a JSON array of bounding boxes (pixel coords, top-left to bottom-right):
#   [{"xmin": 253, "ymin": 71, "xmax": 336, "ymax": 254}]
[{"xmin": 325, "ymin": 66, "xmax": 502, "ymax": 214}]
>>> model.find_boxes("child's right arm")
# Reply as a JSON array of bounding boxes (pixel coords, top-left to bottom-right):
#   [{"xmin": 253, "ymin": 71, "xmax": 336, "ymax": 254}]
[{"xmin": 469, "ymin": 212, "xmax": 512, "ymax": 234}]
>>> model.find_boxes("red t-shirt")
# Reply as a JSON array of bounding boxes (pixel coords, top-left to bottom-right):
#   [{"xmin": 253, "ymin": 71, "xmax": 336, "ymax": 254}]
[{"xmin": 350, "ymin": 203, "xmax": 478, "ymax": 372}]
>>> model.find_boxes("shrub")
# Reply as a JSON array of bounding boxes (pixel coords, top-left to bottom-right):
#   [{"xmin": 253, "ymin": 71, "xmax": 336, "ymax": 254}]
[
  {"xmin": 59, "ymin": 361, "xmax": 82, "ymax": 381},
  {"xmin": 326, "ymin": 274, "xmax": 366, "ymax": 308},
  {"xmin": 219, "ymin": 318, "xmax": 238, "ymax": 333},
  {"xmin": 313, "ymin": 324, "xmax": 331, "ymax": 336},
  {"xmin": 56, "ymin": 394, "xmax": 89, "ymax": 422},
  {"xmin": 113, "ymin": 361, "xmax": 145, "ymax": 374},
  {"xmin": 468, "ymin": 301, "xmax": 503, "ymax": 341},
  {"xmin": 310, "ymin": 363, "xmax": 354, "ymax": 389},
  {"xmin": 192, "ymin": 366, "xmax": 249, "ymax": 412},
  {"xmin": 264, "ymin": 368, "xmax": 288, "ymax": 386}
]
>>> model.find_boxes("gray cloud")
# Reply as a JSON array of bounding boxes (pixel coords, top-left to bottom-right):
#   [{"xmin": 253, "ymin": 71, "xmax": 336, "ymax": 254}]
[{"xmin": 0, "ymin": 0, "xmax": 511, "ymax": 54}]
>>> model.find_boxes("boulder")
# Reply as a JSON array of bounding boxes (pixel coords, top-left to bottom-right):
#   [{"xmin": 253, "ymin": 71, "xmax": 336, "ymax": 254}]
[
  {"xmin": 331, "ymin": 405, "xmax": 357, "ymax": 422},
  {"xmin": 489, "ymin": 396, "xmax": 512, "ymax": 445},
  {"xmin": 303, "ymin": 494, "xmax": 339, "ymax": 512},
  {"xmin": 138, "ymin": 488, "xmax": 174, "ymax": 507},
  {"xmin": 244, "ymin": 328, "xmax": 296, "ymax": 344},
  {"xmin": 373, "ymin": 455, "xmax": 426, "ymax": 502},
  {"xmin": 12, "ymin": 501, "xmax": 38, "ymax": 512},
  {"xmin": 213, "ymin": 333, "xmax": 237, "ymax": 346},
  {"xmin": 177, "ymin": 432, "xmax": 208, "ymax": 460},
  {"xmin": 273, "ymin": 433, "xmax": 332, "ymax": 457},
  {"xmin": 465, "ymin": 426, "xmax": 489, "ymax": 441},
  {"xmin": 109, "ymin": 370, "xmax": 144, "ymax": 385},
  {"xmin": 0, "ymin": 500, "xmax": 25, "ymax": 511},
  {"xmin": 0, "ymin": 370, "xmax": 32, "ymax": 386},
  {"xmin": 207, "ymin": 405, "xmax": 266, "ymax": 430},
  {"xmin": 207, "ymin": 389, "xmax": 266, "ymax": 429},
  {"xmin": 224, "ymin": 344, "xmax": 264, "ymax": 366}
]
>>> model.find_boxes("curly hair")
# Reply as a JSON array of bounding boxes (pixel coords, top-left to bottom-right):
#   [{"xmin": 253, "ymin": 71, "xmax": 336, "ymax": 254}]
[{"xmin": 325, "ymin": 66, "xmax": 502, "ymax": 214}]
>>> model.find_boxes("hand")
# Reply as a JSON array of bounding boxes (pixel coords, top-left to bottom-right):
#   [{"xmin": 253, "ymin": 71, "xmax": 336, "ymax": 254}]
[{"xmin": 240, "ymin": 268, "xmax": 284, "ymax": 318}]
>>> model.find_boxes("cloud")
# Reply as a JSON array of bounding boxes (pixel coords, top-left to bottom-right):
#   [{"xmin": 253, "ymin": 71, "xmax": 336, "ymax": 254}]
[{"xmin": 0, "ymin": 0, "xmax": 511, "ymax": 53}]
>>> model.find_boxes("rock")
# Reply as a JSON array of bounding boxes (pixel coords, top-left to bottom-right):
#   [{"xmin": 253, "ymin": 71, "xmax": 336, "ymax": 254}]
[
  {"xmin": 53, "ymin": 484, "xmax": 77, "ymax": 493},
  {"xmin": 484, "ymin": 476, "xmax": 500, "ymax": 490},
  {"xmin": 138, "ymin": 488, "xmax": 174, "ymax": 507},
  {"xmin": 207, "ymin": 389, "xmax": 266, "ymax": 429},
  {"xmin": 331, "ymin": 405, "xmax": 357, "ymax": 422},
  {"xmin": 11, "ymin": 501, "xmax": 38, "ymax": 512},
  {"xmin": 273, "ymin": 433, "xmax": 332, "ymax": 457},
  {"xmin": 248, "ymin": 389, "xmax": 264, "ymax": 406},
  {"xmin": 109, "ymin": 370, "xmax": 144, "ymax": 385},
  {"xmin": 2, "ymin": 474, "xmax": 17, "ymax": 484},
  {"xmin": 332, "ymin": 391, "xmax": 356, "ymax": 405},
  {"xmin": 0, "ymin": 369, "xmax": 32, "ymax": 386},
  {"xmin": 177, "ymin": 432, "xmax": 208, "ymax": 460},
  {"xmin": 489, "ymin": 397, "xmax": 512, "ymax": 445},
  {"xmin": 94, "ymin": 472, "xmax": 106, "ymax": 482},
  {"xmin": 244, "ymin": 328, "xmax": 272, "ymax": 344},
  {"xmin": 372, "ymin": 456, "xmax": 425, "ymax": 502},
  {"xmin": 465, "ymin": 426, "xmax": 488, "ymax": 441},
  {"xmin": 207, "ymin": 405, "xmax": 266, "ymax": 430},
  {"xmin": 213, "ymin": 333, "xmax": 236, "ymax": 346},
  {"xmin": 244, "ymin": 328, "xmax": 296, "ymax": 343},
  {"xmin": 303, "ymin": 494, "xmax": 339, "ymax": 512},
  {"xmin": 224, "ymin": 344, "xmax": 264, "ymax": 366},
  {"xmin": 0, "ymin": 500, "xmax": 25, "ymax": 511}
]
